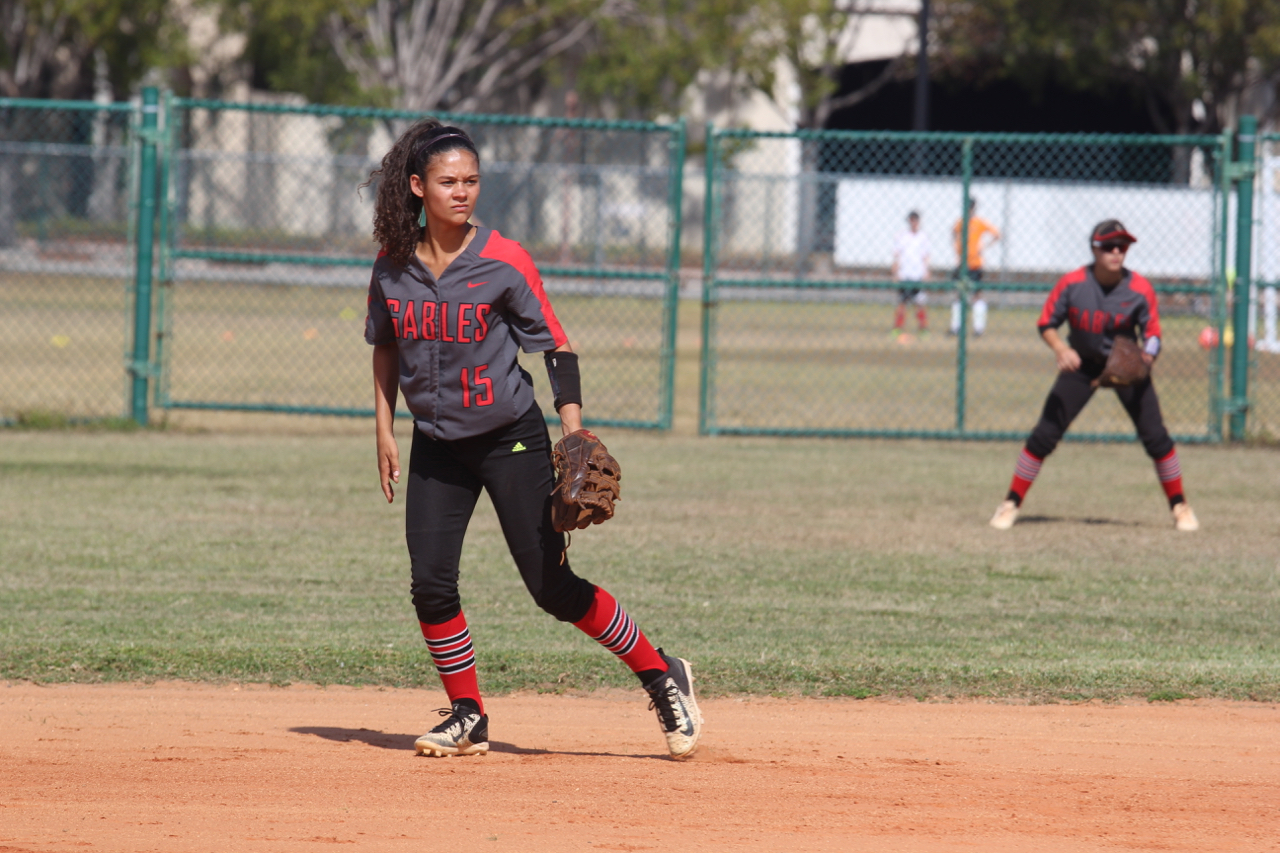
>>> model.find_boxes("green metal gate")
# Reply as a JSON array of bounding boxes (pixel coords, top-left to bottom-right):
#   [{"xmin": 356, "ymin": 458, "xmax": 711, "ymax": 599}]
[
  {"xmin": 699, "ymin": 127, "xmax": 1232, "ymax": 441},
  {"xmin": 0, "ymin": 96, "xmax": 141, "ymax": 423},
  {"xmin": 156, "ymin": 99, "xmax": 685, "ymax": 430}
]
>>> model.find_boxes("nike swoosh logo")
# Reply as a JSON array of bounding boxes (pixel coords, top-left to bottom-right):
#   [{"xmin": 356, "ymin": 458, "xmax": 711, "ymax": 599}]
[{"xmin": 467, "ymin": 281, "xmax": 488, "ymax": 288}]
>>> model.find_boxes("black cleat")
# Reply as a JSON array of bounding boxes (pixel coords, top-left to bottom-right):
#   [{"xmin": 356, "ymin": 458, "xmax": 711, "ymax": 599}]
[{"xmin": 643, "ymin": 649, "xmax": 704, "ymax": 759}]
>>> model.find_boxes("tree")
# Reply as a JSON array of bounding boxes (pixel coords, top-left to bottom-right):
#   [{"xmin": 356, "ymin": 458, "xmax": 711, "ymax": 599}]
[
  {"xmin": 0, "ymin": 1, "xmax": 183, "ymax": 246},
  {"xmin": 325, "ymin": 0, "xmax": 617, "ymax": 114},
  {"xmin": 219, "ymin": 0, "xmax": 369, "ymax": 106},
  {"xmin": 563, "ymin": 0, "xmax": 765, "ymax": 121},
  {"xmin": 0, "ymin": 0, "xmax": 181, "ymax": 100},
  {"xmin": 747, "ymin": 0, "xmax": 915, "ymax": 130},
  {"xmin": 933, "ymin": 0, "xmax": 1280, "ymax": 136}
]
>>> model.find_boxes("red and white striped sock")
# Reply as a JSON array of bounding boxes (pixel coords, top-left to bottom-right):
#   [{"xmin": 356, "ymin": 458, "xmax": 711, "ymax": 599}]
[
  {"xmin": 1154, "ymin": 449, "xmax": 1185, "ymax": 506},
  {"xmin": 1007, "ymin": 448, "xmax": 1044, "ymax": 505},
  {"xmin": 420, "ymin": 612, "xmax": 483, "ymax": 715},
  {"xmin": 573, "ymin": 586, "xmax": 665, "ymax": 676}
]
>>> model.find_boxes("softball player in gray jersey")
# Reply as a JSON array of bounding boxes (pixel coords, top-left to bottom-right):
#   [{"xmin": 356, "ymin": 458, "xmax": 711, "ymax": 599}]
[
  {"xmin": 365, "ymin": 120, "xmax": 702, "ymax": 759},
  {"xmin": 989, "ymin": 220, "xmax": 1199, "ymax": 532}
]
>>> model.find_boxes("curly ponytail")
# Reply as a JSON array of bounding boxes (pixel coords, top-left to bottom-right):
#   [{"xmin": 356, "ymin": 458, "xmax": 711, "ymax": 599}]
[{"xmin": 366, "ymin": 120, "xmax": 481, "ymax": 267}]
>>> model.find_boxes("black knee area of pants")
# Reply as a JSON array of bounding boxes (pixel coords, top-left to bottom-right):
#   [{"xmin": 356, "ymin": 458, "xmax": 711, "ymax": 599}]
[
  {"xmin": 527, "ymin": 564, "xmax": 596, "ymax": 623},
  {"xmin": 1144, "ymin": 434, "xmax": 1175, "ymax": 461},
  {"xmin": 413, "ymin": 595, "xmax": 461, "ymax": 626},
  {"xmin": 1025, "ymin": 434, "xmax": 1057, "ymax": 461}
]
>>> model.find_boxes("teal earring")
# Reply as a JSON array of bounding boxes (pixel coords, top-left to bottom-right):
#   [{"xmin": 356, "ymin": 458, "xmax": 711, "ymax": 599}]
[{"xmin": 417, "ymin": 205, "xmax": 426, "ymax": 227}]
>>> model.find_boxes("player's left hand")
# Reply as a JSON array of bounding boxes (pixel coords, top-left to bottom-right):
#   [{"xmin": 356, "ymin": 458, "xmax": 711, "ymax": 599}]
[{"xmin": 550, "ymin": 429, "xmax": 621, "ymax": 532}]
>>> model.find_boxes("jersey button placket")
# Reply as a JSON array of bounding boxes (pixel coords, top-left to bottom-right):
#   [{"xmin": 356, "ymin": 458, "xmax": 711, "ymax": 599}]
[{"xmin": 421, "ymin": 267, "xmax": 442, "ymax": 439}]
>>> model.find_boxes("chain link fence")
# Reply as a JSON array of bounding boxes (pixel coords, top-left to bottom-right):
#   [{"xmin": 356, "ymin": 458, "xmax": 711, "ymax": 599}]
[
  {"xmin": 7, "ymin": 93, "xmax": 1277, "ymax": 443},
  {"xmin": 158, "ymin": 98, "xmax": 685, "ymax": 429},
  {"xmin": 700, "ymin": 128, "xmax": 1230, "ymax": 442},
  {"xmin": 0, "ymin": 99, "xmax": 139, "ymax": 422}
]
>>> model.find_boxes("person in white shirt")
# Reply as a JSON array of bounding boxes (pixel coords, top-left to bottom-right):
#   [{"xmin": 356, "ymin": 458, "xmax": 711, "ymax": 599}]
[{"xmin": 892, "ymin": 211, "xmax": 931, "ymax": 335}]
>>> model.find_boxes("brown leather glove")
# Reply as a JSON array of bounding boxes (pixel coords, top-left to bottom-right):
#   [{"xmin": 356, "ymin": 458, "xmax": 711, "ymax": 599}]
[
  {"xmin": 550, "ymin": 429, "xmax": 621, "ymax": 532},
  {"xmin": 1095, "ymin": 336, "xmax": 1151, "ymax": 388}
]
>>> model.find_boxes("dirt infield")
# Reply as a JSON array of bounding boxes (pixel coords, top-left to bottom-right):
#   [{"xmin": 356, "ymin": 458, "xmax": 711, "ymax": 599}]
[{"xmin": 2, "ymin": 683, "xmax": 1277, "ymax": 853}]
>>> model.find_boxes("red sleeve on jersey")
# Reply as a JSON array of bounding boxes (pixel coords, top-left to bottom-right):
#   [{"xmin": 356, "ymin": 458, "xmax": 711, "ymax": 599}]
[
  {"xmin": 1038, "ymin": 267, "xmax": 1086, "ymax": 330},
  {"xmin": 1127, "ymin": 272, "xmax": 1162, "ymax": 340},
  {"xmin": 479, "ymin": 230, "xmax": 569, "ymax": 348}
]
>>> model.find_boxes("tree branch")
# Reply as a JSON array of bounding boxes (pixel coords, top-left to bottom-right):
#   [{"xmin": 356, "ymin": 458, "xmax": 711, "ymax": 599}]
[
  {"xmin": 820, "ymin": 53, "xmax": 910, "ymax": 120},
  {"xmin": 462, "ymin": 13, "xmax": 599, "ymax": 111}
]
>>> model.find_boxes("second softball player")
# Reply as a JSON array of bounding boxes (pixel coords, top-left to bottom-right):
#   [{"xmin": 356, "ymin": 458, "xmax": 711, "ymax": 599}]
[{"xmin": 989, "ymin": 220, "xmax": 1199, "ymax": 532}]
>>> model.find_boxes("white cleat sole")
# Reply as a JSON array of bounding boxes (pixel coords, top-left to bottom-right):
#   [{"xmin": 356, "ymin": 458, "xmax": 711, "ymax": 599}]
[
  {"xmin": 989, "ymin": 500, "xmax": 1018, "ymax": 530},
  {"xmin": 668, "ymin": 658, "xmax": 703, "ymax": 761},
  {"xmin": 414, "ymin": 740, "xmax": 489, "ymax": 757},
  {"xmin": 1172, "ymin": 504, "xmax": 1200, "ymax": 532}
]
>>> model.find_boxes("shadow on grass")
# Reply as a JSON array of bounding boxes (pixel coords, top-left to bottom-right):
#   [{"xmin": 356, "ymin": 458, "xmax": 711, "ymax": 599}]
[
  {"xmin": 289, "ymin": 726, "xmax": 667, "ymax": 760},
  {"xmin": 1017, "ymin": 515, "xmax": 1142, "ymax": 527}
]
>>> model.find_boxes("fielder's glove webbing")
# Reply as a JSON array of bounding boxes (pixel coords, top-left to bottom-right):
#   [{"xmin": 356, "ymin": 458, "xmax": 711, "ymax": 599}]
[
  {"xmin": 550, "ymin": 429, "xmax": 621, "ymax": 533},
  {"xmin": 1094, "ymin": 336, "xmax": 1150, "ymax": 388}
]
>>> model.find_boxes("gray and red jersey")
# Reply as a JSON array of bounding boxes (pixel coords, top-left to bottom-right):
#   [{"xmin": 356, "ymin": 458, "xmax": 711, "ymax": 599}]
[
  {"xmin": 1037, "ymin": 266, "xmax": 1162, "ymax": 363},
  {"xmin": 365, "ymin": 227, "xmax": 568, "ymax": 440}
]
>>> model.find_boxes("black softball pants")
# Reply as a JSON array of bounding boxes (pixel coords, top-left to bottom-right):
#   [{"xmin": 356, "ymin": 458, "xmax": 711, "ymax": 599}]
[
  {"xmin": 1025, "ymin": 364, "xmax": 1175, "ymax": 461},
  {"xmin": 404, "ymin": 403, "xmax": 595, "ymax": 626}
]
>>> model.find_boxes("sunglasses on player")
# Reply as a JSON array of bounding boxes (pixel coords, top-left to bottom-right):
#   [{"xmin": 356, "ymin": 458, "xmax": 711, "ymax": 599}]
[{"xmin": 1095, "ymin": 242, "xmax": 1129, "ymax": 254}]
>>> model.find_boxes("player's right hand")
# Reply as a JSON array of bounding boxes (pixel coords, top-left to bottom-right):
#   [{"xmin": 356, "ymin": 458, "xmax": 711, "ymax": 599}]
[
  {"xmin": 1055, "ymin": 346, "xmax": 1082, "ymax": 373},
  {"xmin": 377, "ymin": 436, "xmax": 400, "ymax": 503}
]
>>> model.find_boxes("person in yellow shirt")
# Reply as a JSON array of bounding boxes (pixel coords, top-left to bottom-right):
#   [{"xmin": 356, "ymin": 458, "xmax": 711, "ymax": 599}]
[{"xmin": 949, "ymin": 198, "xmax": 1000, "ymax": 337}]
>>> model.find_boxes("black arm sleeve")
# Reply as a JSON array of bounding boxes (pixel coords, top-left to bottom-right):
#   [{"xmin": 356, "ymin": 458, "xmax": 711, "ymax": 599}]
[{"xmin": 544, "ymin": 350, "xmax": 582, "ymax": 411}]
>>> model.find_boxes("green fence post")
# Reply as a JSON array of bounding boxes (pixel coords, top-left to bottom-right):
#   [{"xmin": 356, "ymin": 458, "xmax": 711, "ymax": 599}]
[
  {"xmin": 660, "ymin": 118, "xmax": 686, "ymax": 431},
  {"xmin": 1230, "ymin": 115, "xmax": 1257, "ymax": 441},
  {"xmin": 698, "ymin": 124, "xmax": 718, "ymax": 435},
  {"xmin": 955, "ymin": 137, "xmax": 973, "ymax": 433},
  {"xmin": 129, "ymin": 86, "xmax": 160, "ymax": 426}
]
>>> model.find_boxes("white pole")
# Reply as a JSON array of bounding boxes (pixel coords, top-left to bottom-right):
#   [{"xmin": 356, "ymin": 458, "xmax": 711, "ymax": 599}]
[{"xmin": 1261, "ymin": 286, "xmax": 1280, "ymax": 353}]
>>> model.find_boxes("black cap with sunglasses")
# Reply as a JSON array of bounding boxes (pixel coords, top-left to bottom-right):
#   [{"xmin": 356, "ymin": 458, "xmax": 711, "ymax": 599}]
[{"xmin": 1090, "ymin": 219, "xmax": 1137, "ymax": 249}]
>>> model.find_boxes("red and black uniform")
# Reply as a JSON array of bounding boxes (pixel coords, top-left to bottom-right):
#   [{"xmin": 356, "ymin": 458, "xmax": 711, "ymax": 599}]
[
  {"xmin": 1007, "ymin": 265, "xmax": 1185, "ymax": 508},
  {"xmin": 366, "ymin": 227, "xmax": 665, "ymax": 712},
  {"xmin": 1037, "ymin": 266, "xmax": 1161, "ymax": 367},
  {"xmin": 366, "ymin": 227, "xmax": 568, "ymax": 439}
]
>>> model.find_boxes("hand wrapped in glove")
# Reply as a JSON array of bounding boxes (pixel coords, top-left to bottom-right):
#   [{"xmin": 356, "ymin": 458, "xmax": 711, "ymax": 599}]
[
  {"xmin": 1094, "ymin": 336, "xmax": 1151, "ymax": 388},
  {"xmin": 550, "ymin": 429, "xmax": 621, "ymax": 532}
]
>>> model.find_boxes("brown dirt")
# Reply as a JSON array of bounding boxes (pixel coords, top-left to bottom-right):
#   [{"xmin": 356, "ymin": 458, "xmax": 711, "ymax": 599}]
[{"xmin": 2, "ymin": 682, "xmax": 1277, "ymax": 853}]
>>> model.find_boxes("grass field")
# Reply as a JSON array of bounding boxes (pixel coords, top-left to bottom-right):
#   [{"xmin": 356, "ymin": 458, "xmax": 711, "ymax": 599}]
[
  {"xmin": 2, "ymin": 425, "xmax": 1277, "ymax": 701},
  {"xmin": 706, "ymin": 295, "xmax": 1232, "ymax": 437},
  {"xmin": 8, "ymin": 270, "xmax": 1280, "ymax": 438},
  {"xmin": 4, "ymin": 269, "xmax": 1279, "ymax": 701},
  {"xmin": 0, "ymin": 272, "xmax": 671, "ymax": 426}
]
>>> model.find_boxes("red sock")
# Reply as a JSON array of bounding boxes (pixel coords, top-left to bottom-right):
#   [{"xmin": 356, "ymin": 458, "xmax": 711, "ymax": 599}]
[
  {"xmin": 573, "ymin": 586, "xmax": 665, "ymax": 674},
  {"xmin": 894, "ymin": 304, "xmax": 906, "ymax": 329},
  {"xmin": 420, "ymin": 612, "xmax": 483, "ymax": 715},
  {"xmin": 1154, "ymin": 449, "xmax": 1184, "ymax": 505},
  {"xmin": 916, "ymin": 307, "xmax": 927, "ymax": 330},
  {"xmin": 1007, "ymin": 448, "xmax": 1044, "ymax": 505}
]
